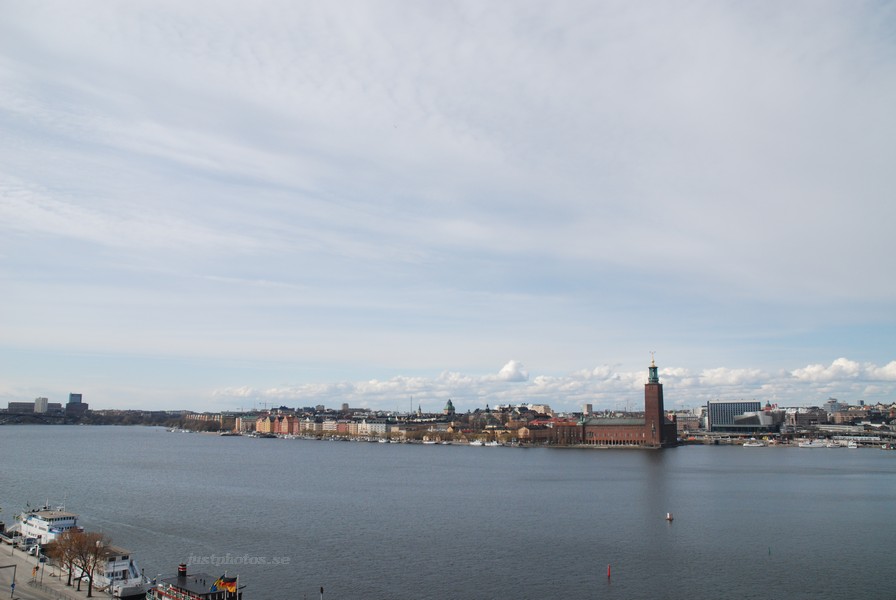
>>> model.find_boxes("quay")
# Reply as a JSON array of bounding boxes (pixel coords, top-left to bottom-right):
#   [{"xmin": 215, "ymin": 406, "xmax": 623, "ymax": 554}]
[{"xmin": 0, "ymin": 543, "xmax": 100, "ymax": 600}]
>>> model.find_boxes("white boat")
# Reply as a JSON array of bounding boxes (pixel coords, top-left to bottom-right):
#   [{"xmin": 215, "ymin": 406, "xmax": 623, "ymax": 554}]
[
  {"xmin": 825, "ymin": 441, "xmax": 841, "ymax": 448},
  {"xmin": 847, "ymin": 440, "xmax": 858, "ymax": 449},
  {"xmin": 76, "ymin": 545, "xmax": 152, "ymax": 598},
  {"xmin": 743, "ymin": 439, "xmax": 765, "ymax": 447},
  {"xmin": 797, "ymin": 440, "xmax": 827, "ymax": 448},
  {"xmin": 16, "ymin": 504, "xmax": 81, "ymax": 546},
  {"xmin": 422, "ymin": 440, "xmax": 438, "ymax": 445},
  {"xmin": 468, "ymin": 440, "xmax": 484, "ymax": 446},
  {"xmin": 484, "ymin": 440, "xmax": 502, "ymax": 447}
]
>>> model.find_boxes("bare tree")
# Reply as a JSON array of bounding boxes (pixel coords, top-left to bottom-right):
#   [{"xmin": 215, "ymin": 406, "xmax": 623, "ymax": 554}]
[
  {"xmin": 73, "ymin": 531, "xmax": 110, "ymax": 598},
  {"xmin": 45, "ymin": 529, "xmax": 80, "ymax": 587}
]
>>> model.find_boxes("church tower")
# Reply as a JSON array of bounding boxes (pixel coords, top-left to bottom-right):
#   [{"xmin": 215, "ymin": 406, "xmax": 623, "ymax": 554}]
[{"xmin": 644, "ymin": 354, "xmax": 666, "ymax": 447}]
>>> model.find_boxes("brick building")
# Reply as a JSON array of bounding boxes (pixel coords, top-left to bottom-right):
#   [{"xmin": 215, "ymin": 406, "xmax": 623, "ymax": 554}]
[{"xmin": 581, "ymin": 358, "xmax": 677, "ymax": 448}]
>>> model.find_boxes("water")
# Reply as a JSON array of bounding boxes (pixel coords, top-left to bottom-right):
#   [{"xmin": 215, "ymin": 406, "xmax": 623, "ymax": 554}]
[{"xmin": 1, "ymin": 426, "xmax": 894, "ymax": 600}]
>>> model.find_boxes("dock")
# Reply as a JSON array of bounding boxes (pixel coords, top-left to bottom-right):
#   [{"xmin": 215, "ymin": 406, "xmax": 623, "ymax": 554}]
[{"xmin": 0, "ymin": 543, "xmax": 109, "ymax": 600}]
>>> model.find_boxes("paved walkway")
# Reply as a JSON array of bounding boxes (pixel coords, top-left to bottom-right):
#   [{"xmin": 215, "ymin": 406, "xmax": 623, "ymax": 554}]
[{"xmin": 0, "ymin": 545, "xmax": 109, "ymax": 600}]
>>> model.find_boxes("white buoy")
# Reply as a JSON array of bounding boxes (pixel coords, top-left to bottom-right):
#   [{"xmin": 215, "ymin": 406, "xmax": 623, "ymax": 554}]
[{"xmin": 666, "ymin": 512, "xmax": 674, "ymax": 521}]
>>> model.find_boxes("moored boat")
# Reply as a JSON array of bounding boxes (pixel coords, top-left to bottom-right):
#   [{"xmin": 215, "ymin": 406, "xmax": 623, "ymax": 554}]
[
  {"xmin": 147, "ymin": 563, "xmax": 243, "ymax": 600},
  {"xmin": 72, "ymin": 545, "xmax": 152, "ymax": 598},
  {"xmin": 15, "ymin": 503, "xmax": 81, "ymax": 547}
]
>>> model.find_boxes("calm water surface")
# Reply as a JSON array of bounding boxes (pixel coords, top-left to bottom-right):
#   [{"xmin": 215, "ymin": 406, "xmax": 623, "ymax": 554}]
[{"xmin": 1, "ymin": 426, "xmax": 894, "ymax": 600}]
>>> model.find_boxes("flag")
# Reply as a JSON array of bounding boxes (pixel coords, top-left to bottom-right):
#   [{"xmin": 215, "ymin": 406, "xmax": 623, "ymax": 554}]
[{"xmin": 211, "ymin": 576, "xmax": 237, "ymax": 593}]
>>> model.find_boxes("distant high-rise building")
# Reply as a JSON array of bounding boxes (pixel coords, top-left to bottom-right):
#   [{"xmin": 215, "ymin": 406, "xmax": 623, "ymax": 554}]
[
  {"xmin": 583, "ymin": 403, "xmax": 593, "ymax": 416},
  {"xmin": 706, "ymin": 400, "xmax": 762, "ymax": 431},
  {"xmin": 34, "ymin": 397, "xmax": 49, "ymax": 413},
  {"xmin": 823, "ymin": 398, "xmax": 844, "ymax": 414},
  {"xmin": 66, "ymin": 393, "xmax": 88, "ymax": 417}
]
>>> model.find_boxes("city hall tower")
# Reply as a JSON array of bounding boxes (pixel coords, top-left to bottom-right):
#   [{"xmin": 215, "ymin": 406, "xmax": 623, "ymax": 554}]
[{"xmin": 644, "ymin": 354, "xmax": 673, "ymax": 447}]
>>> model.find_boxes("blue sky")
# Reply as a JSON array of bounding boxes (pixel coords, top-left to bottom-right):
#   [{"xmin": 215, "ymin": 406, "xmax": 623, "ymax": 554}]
[{"xmin": 1, "ymin": 1, "xmax": 895, "ymax": 413}]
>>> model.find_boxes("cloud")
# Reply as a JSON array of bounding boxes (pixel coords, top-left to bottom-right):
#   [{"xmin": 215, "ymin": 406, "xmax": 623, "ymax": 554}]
[
  {"xmin": 868, "ymin": 361, "xmax": 896, "ymax": 381},
  {"xmin": 699, "ymin": 367, "xmax": 765, "ymax": 386},
  {"xmin": 792, "ymin": 358, "xmax": 863, "ymax": 382},
  {"xmin": 207, "ymin": 357, "xmax": 896, "ymax": 414},
  {"xmin": 496, "ymin": 360, "xmax": 528, "ymax": 382}
]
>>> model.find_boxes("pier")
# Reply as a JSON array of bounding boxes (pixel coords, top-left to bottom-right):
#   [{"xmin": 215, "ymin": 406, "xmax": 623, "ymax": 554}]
[{"xmin": 0, "ymin": 543, "xmax": 103, "ymax": 600}]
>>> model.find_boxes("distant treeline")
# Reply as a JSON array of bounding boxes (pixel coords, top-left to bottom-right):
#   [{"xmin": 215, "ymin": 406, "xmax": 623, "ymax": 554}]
[{"xmin": 0, "ymin": 410, "xmax": 196, "ymax": 429}]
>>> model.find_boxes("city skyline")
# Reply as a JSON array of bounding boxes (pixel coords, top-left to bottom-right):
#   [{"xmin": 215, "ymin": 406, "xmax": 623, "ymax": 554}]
[{"xmin": 1, "ymin": 2, "xmax": 894, "ymax": 412}]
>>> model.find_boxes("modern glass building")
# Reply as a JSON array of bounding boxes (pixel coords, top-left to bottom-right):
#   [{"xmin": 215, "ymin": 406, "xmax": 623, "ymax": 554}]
[{"xmin": 707, "ymin": 400, "xmax": 762, "ymax": 432}]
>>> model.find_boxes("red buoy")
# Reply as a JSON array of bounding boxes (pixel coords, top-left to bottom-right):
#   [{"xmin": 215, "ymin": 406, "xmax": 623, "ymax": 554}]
[{"xmin": 607, "ymin": 564, "xmax": 611, "ymax": 579}]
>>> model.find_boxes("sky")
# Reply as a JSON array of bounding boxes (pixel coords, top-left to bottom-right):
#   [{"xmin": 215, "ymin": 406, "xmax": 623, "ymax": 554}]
[{"xmin": 1, "ymin": 1, "xmax": 895, "ymax": 414}]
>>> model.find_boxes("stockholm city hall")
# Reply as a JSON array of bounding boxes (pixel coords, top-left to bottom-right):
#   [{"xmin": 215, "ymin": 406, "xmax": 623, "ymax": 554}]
[{"xmin": 581, "ymin": 356, "xmax": 678, "ymax": 448}]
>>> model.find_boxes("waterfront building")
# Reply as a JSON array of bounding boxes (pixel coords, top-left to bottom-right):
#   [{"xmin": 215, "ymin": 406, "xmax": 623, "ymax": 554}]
[
  {"xmin": 66, "ymin": 392, "xmax": 88, "ymax": 416},
  {"xmin": 784, "ymin": 407, "xmax": 828, "ymax": 428},
  {"xmin": 34, "ymin": 397, "xmax": 49, "ymax": 413},
  {"xmin": 235, "ymin": 415, "xmax": 257, "ymax": 433},
  {"xmin": 830, "ymin": 407, "xmax": 870, "ymax": 425},
  {"xmin": 673, "ymin": 412, "xmax": 702, "ymax": 435},
  {"xmin": 357, "ymin": 419, "xmax": 388, "ymax": 437},
  {"xmin": 706, "ymin": 400, "xmax": 762, "ymax": 432},
  {"xmin": 255, "ymin": 415, "xmax": 275, "ymax": 433},
  {"xmin": 518, "ymin": 424, "xmax": 552, "ymax": 444},
  {"xmin": 581, "ymin": 358, "xmax": 677, "ymax": 447},
  {"xmin": 301, "ymin": 418, "xmax": 321, "ymax": 434},
  {"xmin": 730, "ymin": 409, "xmax": 783, "ymax": 433},
  {"xmin": 443, "ymin": 399, "xmax": 456, "ymax": 416},
  {"xmin": 7, "ymin": 401, "xmax": 35, "ymax": 413}
]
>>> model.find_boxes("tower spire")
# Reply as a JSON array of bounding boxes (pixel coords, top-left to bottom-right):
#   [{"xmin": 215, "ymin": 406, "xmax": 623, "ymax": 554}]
[{"xmin": 648, "ymin": 352, "xmax": 659, "ymax": 383}]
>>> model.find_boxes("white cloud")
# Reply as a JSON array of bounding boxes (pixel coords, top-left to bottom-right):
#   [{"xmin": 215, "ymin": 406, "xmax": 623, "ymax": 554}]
[
  {"xmin": 206, "ymin": 357, "xmax": 896, "ymax": 414},
  {"xmin": 792, "ymin": 358, "xmax": 863, "ymax": 382},
  {"xmin": 496, "ymin": 360, "xmax": 528, "ymax": 382},
  {"xmin": 699, "ymin": 367, "xmax": 765, "ymax": 386},
  {"xmin": 868, "ymin": 361, "xmax": 896, "ymax": 381}
]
